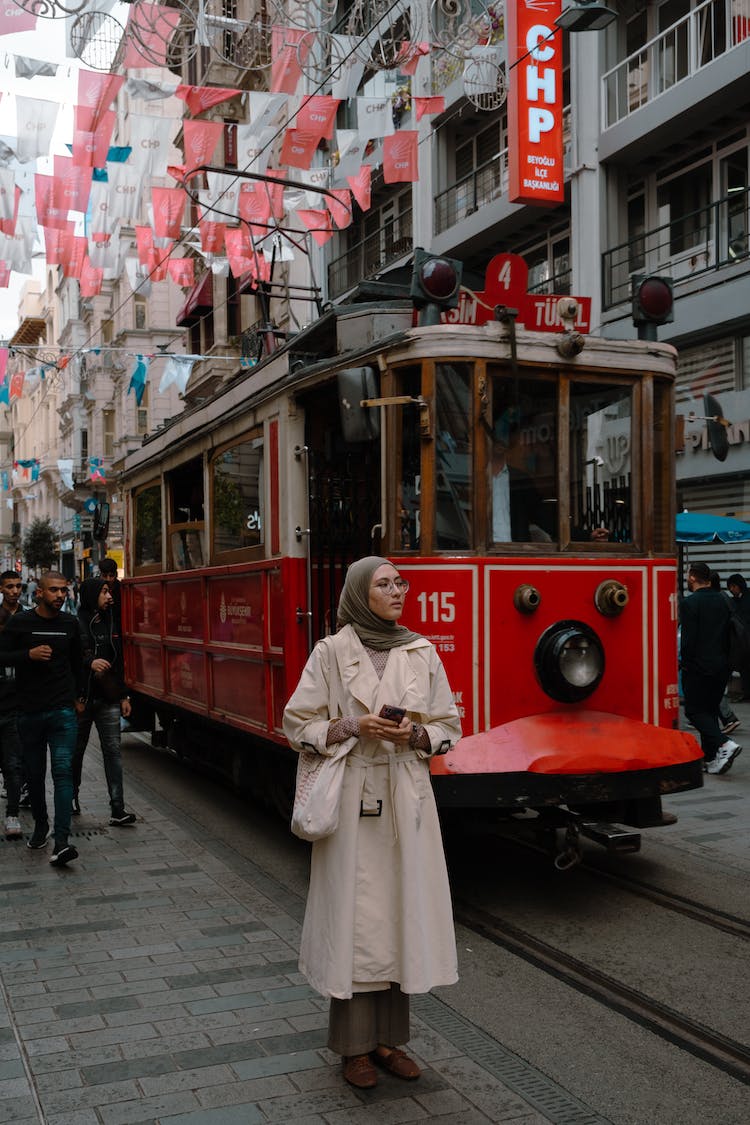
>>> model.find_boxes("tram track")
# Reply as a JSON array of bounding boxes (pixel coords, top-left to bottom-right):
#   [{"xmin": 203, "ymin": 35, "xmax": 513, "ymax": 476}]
[{"xmin": 455, "ymin": 899, "xmax": 750, "ymax": 1087}]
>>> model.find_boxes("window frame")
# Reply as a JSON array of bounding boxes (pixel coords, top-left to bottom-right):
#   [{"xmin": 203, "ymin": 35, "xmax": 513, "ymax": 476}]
[{"xmin": 209, "ymin": 427, "xmax": 266, "ymax": 565}]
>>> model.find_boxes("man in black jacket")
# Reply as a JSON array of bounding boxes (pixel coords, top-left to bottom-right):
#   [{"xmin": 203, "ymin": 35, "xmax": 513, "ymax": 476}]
[
  {"xmin": 680, "ymin": 562, "xmax": 741, "ymax": 775},
  {"xmin": 74, "ymin": 578, "xmax": 135, "ymax": 826},
  {"xmin": 0, "ymin": 571, "xmax": 86, "ymax": 865},
  {"xmin": 0, "ymin": 571, "xmax": 24, "ymax": 838}
]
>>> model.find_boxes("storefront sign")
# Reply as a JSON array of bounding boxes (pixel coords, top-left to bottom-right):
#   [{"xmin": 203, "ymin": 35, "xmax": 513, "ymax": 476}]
[{"xmin": 507, "ymin": 0, "xmax": 565, "ymax": 206}]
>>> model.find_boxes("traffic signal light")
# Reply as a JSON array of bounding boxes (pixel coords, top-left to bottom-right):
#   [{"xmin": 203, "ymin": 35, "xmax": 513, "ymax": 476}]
[
  {"xmin": 410, "ymin": 248, "xmax": 463, "ymax": 326},
  {"xmin": 632, "ymin": 275, "xmax": 674, "ymax": 340}
]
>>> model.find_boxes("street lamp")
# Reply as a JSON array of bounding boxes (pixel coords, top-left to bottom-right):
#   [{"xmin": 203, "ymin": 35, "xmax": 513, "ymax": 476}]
[{"xmin": 555, "ymin": 1, "xmax": 617, "ymax": 33}]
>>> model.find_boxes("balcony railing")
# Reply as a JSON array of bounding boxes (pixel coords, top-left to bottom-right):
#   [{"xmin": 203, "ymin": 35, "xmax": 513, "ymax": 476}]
[
  {"xmin": 435, "ymin": 150, "xmax": 509, "ymax": 235},
  {"xmin": 602, "ymin": 0, "xmax": 750, "ymax": 129},
  {"xmin": 602, "ymin": 185, "xmax": 750, "ymax": 308},
  {"xmin": 327, "ymin": 208, "xmax": 413, "ymax": 299}
]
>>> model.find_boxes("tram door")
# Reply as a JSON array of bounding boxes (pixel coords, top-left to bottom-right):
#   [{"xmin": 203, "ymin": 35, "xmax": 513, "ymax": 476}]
[{"xmin": 302, "ymin": 381, "xmax": 381, "ymax": 640}]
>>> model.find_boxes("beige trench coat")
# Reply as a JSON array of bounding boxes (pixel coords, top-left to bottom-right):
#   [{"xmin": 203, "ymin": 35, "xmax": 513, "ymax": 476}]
[{"xmin": 283, "ymin": 624, "xmax": 461, "ymax": 999}]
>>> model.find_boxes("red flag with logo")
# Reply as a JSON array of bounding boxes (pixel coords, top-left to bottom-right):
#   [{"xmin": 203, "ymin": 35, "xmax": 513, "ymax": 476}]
[
  {"xmin": 176, "ymin": 85, "xmax": 241, "ymax": 115},
  {"xmin": 123, "ymin": 2, "xmax": 181, "ymax": 68},
  {"xmin": 80, "ymin": 256, "xmax": 104, "ymax": 297},
  {"xmin": 152, "ymin": 187, "xmax": 186, "ymax": 239},
  {"xmin": 183, "ymin": 119, "xmax": 223, "ymax": 172},
  {"xmin": 297, "ymin": 210, "xmax": 334, "ymax": 247},
  {"xmin": 383, "ymin": 132, "xmax": 419, "ymax": 183},
  {"xmin": 347, "ymin": 165, "xmax": 372, "ymax": 213},
  {"xmin": 327, "ymin": 189, "xmax": 352, "ymax": 230},
  {"xmin": 168, "ymin": 258, "xmax": 195, "ymax": 287},
  {"xmin": 271, "ymin": 27, "xmax": 308, "ymax": 95},
  {"xmin": 135, "ymin": 226, "xmax": 154, "ymax": 265},
  {"xmin": 199, "ymin": 221, "xmax": 226, "ymax": 255},
  {"xmin": 297, "ymin": 95, "xmax": 340, "ymax": 141},
  {"xmin": 280, "ymin": 128, "xmax": 319, "ymax": 171}
]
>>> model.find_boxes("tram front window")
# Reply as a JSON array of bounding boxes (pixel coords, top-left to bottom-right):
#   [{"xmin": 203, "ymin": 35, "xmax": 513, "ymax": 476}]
[
  {"xmin": 569, "ymin": 382, "xmax": 632, "ymax": 543},
  {"xmin": 436, "ymin": 364, "xmax": 472, "ymax": 550},
  {"xmin": 491, "ymin": 377, "xmax": 558, "ymax": 544}
]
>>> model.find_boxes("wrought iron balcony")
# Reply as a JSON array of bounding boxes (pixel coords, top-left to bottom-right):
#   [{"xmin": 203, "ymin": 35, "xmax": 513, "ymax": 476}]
[
  {"xmin": 601, "ymin": 0, "xmax": 750, "ymax": 130},
  {"xmin": 602, "ymin": 185, "xmax": 750, "ymax": 309},
  {"xmin": 435, "ymin": 150, "xmax": 508, "ymax": 235},
  {"xmin": 327, "ymin": 207, "xmax": 413, "ymax": 300}
]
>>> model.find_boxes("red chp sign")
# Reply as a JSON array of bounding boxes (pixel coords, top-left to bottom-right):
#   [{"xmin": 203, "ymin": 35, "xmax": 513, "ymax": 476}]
[{"xmin": 507, "ymin": 0, "xmax": 565, "ymax": 206}]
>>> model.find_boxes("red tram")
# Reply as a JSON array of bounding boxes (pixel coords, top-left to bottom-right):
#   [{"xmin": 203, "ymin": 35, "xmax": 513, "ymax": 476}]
[{"xmin": 120, "ymin": 292, "xmax": 703, "ymax": 856}]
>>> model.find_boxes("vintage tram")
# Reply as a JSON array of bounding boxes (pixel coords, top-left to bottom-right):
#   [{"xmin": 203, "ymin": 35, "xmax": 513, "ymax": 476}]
[{"xmin": 120, "ymin": 270, "xmax": 703, "ymax": 857}]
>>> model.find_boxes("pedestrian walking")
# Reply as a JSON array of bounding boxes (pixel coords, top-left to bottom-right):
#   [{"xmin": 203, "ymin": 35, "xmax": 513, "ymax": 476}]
[
  {"xmin": 726, "ymin": 573, "xmax": 750, "ymax": 701},
  {"xmin": 0, "ymin": 571, "xmax": 86, "ymax": 866},
  {"xmin": 283, "ymin": 556, "xmax": 461, "ymax": 1089},
  {"xmin": 73, "ymin": 578, "xmax": 136, "ymax": 825},
  {"xmin": 681, "ymin": 562, "xmax": 741, "ymax": 775},
  {"xmin": 0, "ymin": 571, "xmax": 25, "ymax": 839},
  {"xmin": 709, "ymin": 571, "xmax": 741, "ymax": 734}
]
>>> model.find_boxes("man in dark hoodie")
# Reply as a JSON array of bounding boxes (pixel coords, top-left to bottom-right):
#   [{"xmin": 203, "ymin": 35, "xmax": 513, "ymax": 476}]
[
  {"xmin": 0, "ymin": 571, "xmax": 86, "ymax": 866},
  {"xmin": 74, "ymin": 578, "xmax": 136, "ymax": 826}
]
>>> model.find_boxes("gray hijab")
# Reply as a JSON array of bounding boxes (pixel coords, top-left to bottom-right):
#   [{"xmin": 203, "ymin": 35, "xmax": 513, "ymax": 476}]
[{"xmin": 336, "ymin": 556, "xmax": 421, "ymax": 650}]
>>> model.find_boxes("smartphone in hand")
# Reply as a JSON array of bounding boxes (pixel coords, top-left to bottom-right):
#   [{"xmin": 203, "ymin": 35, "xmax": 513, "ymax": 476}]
[{"xmin": 379, "ymin": 705, "xmax": 406, "ymax": 723}]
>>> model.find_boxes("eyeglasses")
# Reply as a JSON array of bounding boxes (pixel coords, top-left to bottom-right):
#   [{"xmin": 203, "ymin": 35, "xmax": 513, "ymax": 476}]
[{"xmin": 371, "ymin": 579, "xmax": 409, "ymax": 595}]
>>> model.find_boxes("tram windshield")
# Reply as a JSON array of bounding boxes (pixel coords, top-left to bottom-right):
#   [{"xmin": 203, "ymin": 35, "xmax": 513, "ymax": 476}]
[
  {"xmin": 569, "ymin": 383, "xmax": 632, "ymax": 543},
  {"xmin": 491, "ymin": 377, "xmax": 558, "ymax": 544}
]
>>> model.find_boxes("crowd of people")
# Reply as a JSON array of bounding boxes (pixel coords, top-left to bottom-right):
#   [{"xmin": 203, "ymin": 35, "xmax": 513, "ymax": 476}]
[{"xmin": 0, "ymin": 560, "xmax": 136, "ymax": 867}]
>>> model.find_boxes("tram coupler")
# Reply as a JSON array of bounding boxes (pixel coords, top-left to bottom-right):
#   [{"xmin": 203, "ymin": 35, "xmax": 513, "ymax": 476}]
[{"xmin": 579, "ymin": 820, "xmax": 641, "ymax": 854}]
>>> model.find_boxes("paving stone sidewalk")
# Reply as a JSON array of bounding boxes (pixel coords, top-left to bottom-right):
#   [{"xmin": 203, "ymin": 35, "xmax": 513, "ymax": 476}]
[{"xmin": 0, "ymin": 744, "xmax": 608, "ymax": 1125}]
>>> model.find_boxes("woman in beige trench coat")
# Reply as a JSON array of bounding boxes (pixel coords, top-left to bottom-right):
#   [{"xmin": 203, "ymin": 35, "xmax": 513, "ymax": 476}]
[{"xmin": 283, "ymin": 556, "xmax": 461, "ymax": 1089}]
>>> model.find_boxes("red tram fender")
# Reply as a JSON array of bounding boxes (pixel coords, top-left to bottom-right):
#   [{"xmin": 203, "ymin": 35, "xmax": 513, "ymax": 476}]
[{"xmin": 433, "ymin": 711, "xmax": 703, "ymax": 776}]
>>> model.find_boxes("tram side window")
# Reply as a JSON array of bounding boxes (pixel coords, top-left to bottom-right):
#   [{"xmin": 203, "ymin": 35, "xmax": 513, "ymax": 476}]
[
  {"xmin": 569, "ymin": 383, "xmax": 632, "ymax": 542},
  {"xmin": 134, "ymin": 483, "xmax": 162, "ymax": 570},
  {"xmin": 211, "ymin": 436, "xmax": 264, "ymax": 557},
  {"xmin": 491, "ymin": 377, "xmax": 558, "ymax": 543},
  {"xmin": 167, "ymin": 457, "xmax": 205, "ymax": 570},
  {"xmin": 436, "ymin": 363, "xmax": 472, "ymax": 550},
  {"xmin": 398, "ymin": 368, "xmax": 422, "ymax": 551}
]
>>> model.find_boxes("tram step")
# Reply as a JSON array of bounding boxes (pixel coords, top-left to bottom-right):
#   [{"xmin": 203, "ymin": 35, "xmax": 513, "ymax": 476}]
[{"xmin": 580, "ymin": 821, "xmax": 641, "ymax": 853}]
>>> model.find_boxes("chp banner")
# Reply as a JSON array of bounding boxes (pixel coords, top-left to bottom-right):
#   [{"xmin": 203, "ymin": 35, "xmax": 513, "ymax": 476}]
[{"xmin": 507, "ymin": 0, "xmax": 564, "ymax": 206}]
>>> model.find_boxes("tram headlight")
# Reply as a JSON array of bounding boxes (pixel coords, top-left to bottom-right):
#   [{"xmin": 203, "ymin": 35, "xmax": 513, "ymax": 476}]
[{"xmin": 534, "ymin": 620, "xmax": 604, "ymax": 703}]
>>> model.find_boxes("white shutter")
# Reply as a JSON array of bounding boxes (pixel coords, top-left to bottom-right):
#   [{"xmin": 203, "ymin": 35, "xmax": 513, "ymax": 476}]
[{"xmin": 675, "ymin": 338, "xmax": 736, "ymax": 408}]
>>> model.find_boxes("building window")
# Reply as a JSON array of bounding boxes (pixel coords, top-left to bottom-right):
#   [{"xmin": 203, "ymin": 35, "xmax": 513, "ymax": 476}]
[
  {"xmin": 103, "ymin": 410, "xmax": 115, "ymax": 457},
  {"xmin": 134, "ymin": 482, "xmax": 162, "ymax": 568},
  {"xmin": 102, "ymin": 318, "xmax": 113, "ymax": 345},
  {"xmin": 134, "ymin": 297, "xmax": 147, "ymax": 329},
  {"xmin": 137, "ymin": 385, "xmax": 149, "ymax": 435}
]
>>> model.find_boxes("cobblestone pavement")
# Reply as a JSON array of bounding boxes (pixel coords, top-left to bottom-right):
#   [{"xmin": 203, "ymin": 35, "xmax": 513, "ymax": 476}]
[{"xmin": 0, "ymin": 742, "xmax": 608, "ymax": 1125}]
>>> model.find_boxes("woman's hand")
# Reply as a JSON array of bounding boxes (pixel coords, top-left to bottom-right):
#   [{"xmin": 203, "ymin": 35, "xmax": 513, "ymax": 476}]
[
  {"xmin": 359, "ymin": 713, "xmax": 413, "ymax": 744},
  {"xmin": 92, "ymin": 658, "xmax": 111, "ymax": 675}
]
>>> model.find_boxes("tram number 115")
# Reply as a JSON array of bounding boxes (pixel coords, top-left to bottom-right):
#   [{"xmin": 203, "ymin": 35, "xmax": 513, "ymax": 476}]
[{"xmin": 417, "ymin": 591, "xmax": 456, "ymax": 623}]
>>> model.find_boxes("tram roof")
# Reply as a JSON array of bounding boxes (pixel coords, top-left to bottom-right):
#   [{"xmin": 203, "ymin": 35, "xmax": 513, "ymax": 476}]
[{"xmin": 121, "ymin": 303, "xmax": 677, "ymax": 477}]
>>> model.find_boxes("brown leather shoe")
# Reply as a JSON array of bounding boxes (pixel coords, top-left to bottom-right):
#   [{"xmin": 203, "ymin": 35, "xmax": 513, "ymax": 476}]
[
  {"xmin": 342, "ymin": 1054, "xmax": 377, "ymax": 1088},
  {"xmin": 372, "ymin": 1045, "xmax": 421, "ymax": 1080}
]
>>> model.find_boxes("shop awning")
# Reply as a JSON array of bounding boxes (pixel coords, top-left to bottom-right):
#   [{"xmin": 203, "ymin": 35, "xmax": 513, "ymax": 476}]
[{"xmin": 176, "ymin": 270, "xmax": 213, "ymax": 326}]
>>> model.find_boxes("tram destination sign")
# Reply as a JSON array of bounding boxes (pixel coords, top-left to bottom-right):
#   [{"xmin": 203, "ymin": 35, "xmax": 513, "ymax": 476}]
[{"xmin": 442, "ymin": 253, "xmax": 591, "ymax": 334}]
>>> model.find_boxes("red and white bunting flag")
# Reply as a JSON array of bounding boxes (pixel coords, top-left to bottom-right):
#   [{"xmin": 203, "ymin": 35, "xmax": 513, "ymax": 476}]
[
  {"xmin": 61, "ymin": 235, "xmax": 88, "ymax": 279},
  {"xmin": 326, "ymin": 189, "xmax": 352, "ymax": 230},
  {"xmin": 43, "ymin": 224, "xmax": 75, "ymax": 265},
  {"xmin": 183, "ymin": 119, "xmax": 223, "ymax": 173},
  {"xmin": 271, "ymin": 26, "xmax": 308, "ymax": 95},
  {"xmin": 263, "ymin": 170, "xmax": 286, "ymax": 219},
  {"xmin": 198, "ymin": 221, "xmax": 226, "ymax": 255},
  {"xmin": 383, "ymin": 131, "xmax": 419, "ymax": 184},
  {"xmin": 0, "ymin": 7, "xmax": 36, "ymax": 34},
  {"xmin": 0, "ymin": 185, "xmax": 21, "ymax": 236},
  {"xmin": 297, "ymin": 209, "xmax": 334, "ymax": 247},
  {"xmin": 80, "ymin": 257, "xmax": 104, "ymax": 298},
  {"xmin": 398, "ymin": 42, "xmax": 431, "ymax": 76},
  {"xmin": 224, "ymin": 227, "xmax": 255, "ymax": 277},
  {"xmin": 279, "ymin": 128, "xmax": 319, "ymax": 171},
  {"xmin": 176, "ymin": 85, "xmax": 241, "ymax": 116},
  {"xmin": 9, "ymin": 371, "xmax": 24, "ymax": 400},
  {"xmin": 15, "ymin": 96, "xmax": 60, "ymax": 163},
  {"xmin": 123, "ymin": 2, "xmax": 181, "ymax": 68},
  {"xmin": 53, "ymin": 156, "xmax": 93, "ymax": 214},
  {"xmin": 0, "ymin": 262, "xmax": 10, "ymax": 288},
  {"xmin": 238, "ymin": 183, "xmax": 271, "ymax": 235},
  {"xmin": 414, "ymin": 96, "xmax": 445, "ymax": 121},
  {"xmin": 347, "ymin": 165, "xmax": 372, "ymax": 212},
  {"xmin": 135, "ymin": 225, "xmax": 154, "ymax": 266},
  {"xmin": 76, "ymin": 71, "xmax": 124, "ymax": 132},
  {"xmin": 168, "ymin": 258, "xmax": 195, "ymax": 287},
  {"xmin": 152, "ymin": 187, "xmax": 186, "ymax": 239},
  {"xmin": 297, "ymin": 95, "xmax": 341, "ymax": 141}
]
